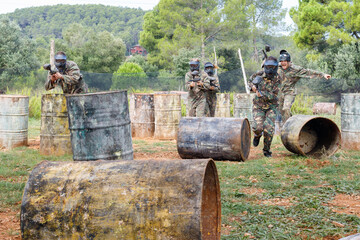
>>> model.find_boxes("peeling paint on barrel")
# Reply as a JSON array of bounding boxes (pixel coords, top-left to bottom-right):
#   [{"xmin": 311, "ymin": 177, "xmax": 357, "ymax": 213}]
[
  {"xmin": 66, "ymin": 91, "xmax": 133, "ymax": 160},
  {"xmin": 281, "ymin": 115, "xmax": 341, "ymax": 158},
  {"xmin": 341, "ymin": 93, "xmax": 360, "ymax": 150},
  {"xmin": 154, "ymin": 93, "xmax": 182, "ymax": 140},
  {"xmin": 0, "ymin": 95, "xmax": 28, "ymax": 149},
  {"xmin": 40, "ymin": 94, "xmax": 72, "ymax": 155},
  {"xmin": 215, "ymin": 93, "xmax": 231, "ymax": 117},
  {"xmin": 177, "ymin": 117, "xmax": 251, "ymax": 161},
  {"xmin": 129, "ymin": 93, "xmax": 155, "ymax": 138},
  {"xmin": 21, "ymin": 159, "xmax": 221, "ymax": 239}
]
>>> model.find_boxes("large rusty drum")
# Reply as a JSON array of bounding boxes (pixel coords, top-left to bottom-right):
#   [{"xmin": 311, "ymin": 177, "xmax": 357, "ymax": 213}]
[
  {"xmin": 233, "ymin": 93, "xmax": 254, "ymax": 122},
  {"xmin": 21, "ymin": 159, "xmax": 221, "ymax": 240},
  {"xmin": 215, "ymin": 93, "xmax": 231, "ymax": 117},
  {"xmin": 0, "ymin": 95, "xmax": 28, "ymax": 149},
  {"xmin": 341, "ymin": 93, "xmax": 360, "ymax": 150},
  {"xmin": 129, "ymin": 93, "xmax": 155, "ymax": 138},
  {"xmin": 40, "ymin": 94, "xmax": 72, "ymax": 155},
  {"xmin": 281, "ymin": 115, "xmax": 341, "ymax": 158},
  {"xmin": 154, "ymin": 93, "xmax": 182, "ymax": 139},
  {"xmin": 177, "ymin": 117, "xmax": 251, "ymax": 161},
  {"xmin": 66, "ymin": 91, "xmax": 133, "ymax": 161}
]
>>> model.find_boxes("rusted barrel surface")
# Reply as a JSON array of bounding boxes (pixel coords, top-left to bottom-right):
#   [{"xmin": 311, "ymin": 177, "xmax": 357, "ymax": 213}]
[
  {"xmin": 341, "ymin": 93, "xmax": 360, "ymax": 150},
  {"xmin": 0, "ymin": 95, "xmax": 28, "ymax": 149},
  {"xmin": 66, "ymin": 91, "xmax": 133, "ymax": 161},
  {"xmin": 154, "ymin": 93, "xmax": 182, "ymax": 139},
  {"xmin": 129, "ymin": 93, "xmax": 155, "ymax": 138},
  {"xmin": 215, "ymin": 93, "xmax": 231, "ymax": 117},
  {"xmin": 177, "ymin": 117, "xmax": 251, "ymax": 161},
  {"xmin": 40, "ymin": 94, "xmax": 72, "ymax": 155},
  {"xmin": 281, "ymin": 115, "xmax": 341, "ymax": 158},
  {"xmin": 233, "ymin": 93, "xmax": 254, "ymax": 121},
  {"xmin": 21, "ymin": 159, "xmax": 221, "ymax": 240},
  {"xmin": 313, "ymin": 102, "xmax": 337, "ymax": 115}
]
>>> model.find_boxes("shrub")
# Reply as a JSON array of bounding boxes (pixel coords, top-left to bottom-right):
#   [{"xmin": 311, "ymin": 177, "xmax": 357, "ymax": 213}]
[{"xmin": 291, "ymin": 93, "xmax": 314, "ymax": 115}]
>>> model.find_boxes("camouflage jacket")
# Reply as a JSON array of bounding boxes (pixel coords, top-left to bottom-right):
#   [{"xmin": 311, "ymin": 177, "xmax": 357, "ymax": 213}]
[
  {"xmin": 45, "ymin": 61, "xmax": 88, "ymax": 94},
  {"xmin": 278, "ymin": 63, "xmax": 326, "ymax": 95},
  {"xmin": 202, "ymin": 72, "xmax": 220, "ymax": 97},
  {"xmin": 185, "ymin": 70, "xmax": 208, "ymax": 99},
  {"xmin": 248, "ymin": 71, "xmax": 281, "ymax": 109}
]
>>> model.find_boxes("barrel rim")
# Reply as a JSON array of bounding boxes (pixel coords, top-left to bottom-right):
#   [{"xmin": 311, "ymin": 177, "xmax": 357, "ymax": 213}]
[
  {"xmin": 133, "ymin": 93, "xmax": 155, "ymax": 96},
  {"xmin": 341, "ymin": 93, "xmax": 360, "ymax": 96},
  {"xmin": 154, "ymin": 93, "xmax": 181, "ymax": 96},
  {"xmin": 0, "ymin": 95, "xmax": 29, "ymax": 98},
  {"xmin": 65, "ymin": 90, "xmax": 127, "ymax": 97},
  {"xmin": 41, "ymin": 93, "xmax": 66, "ymax": 97}
]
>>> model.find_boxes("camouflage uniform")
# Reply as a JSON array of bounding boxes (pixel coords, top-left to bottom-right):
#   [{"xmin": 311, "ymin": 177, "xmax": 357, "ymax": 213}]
[
  {"xmin": 277, "ymin": 64, "xmax": 326, "ymax": 123},
  {"xmin": 185, "ymin": 70, "xmax": 209, "ymax": 117},
  {"xmin": 203, "ymin": 72, "xmax": 220, "ymax": 117},
  {"xmin": 249, "ymin": 71, "xmax": 281, "ymax": 152},
  {"xmin": 45, "ymin": 61, "xmax": 88, "ymax": 94}
]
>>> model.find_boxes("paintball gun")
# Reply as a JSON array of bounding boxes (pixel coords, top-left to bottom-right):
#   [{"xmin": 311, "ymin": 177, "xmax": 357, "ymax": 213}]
[
  {"xmin": 261, "ymin": 45, "xmax": 271, "ymax": 68},
  {"xmin": 43, "ymin": 64, "xmax": 59, "ymax": 75},
  {"xmin": 189, "ymin": 70, "xmax": 201, "ymax": 82},
  {"xmin": 252, "ymin": 76, "xmax": 263, "ymax": 96},
  {"xmin": 208, "ymin": 76, "xmax": 219, "ymax": 88}
]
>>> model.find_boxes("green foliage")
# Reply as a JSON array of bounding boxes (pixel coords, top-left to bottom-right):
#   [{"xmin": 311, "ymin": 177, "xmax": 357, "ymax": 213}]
[
  {"xmin": 0, "ymin": 18, "xmax": 39, "ymax": 89},
  {"xmin": 172, "ymin": 48, "xmax": 201, "ymax": 77},
  {"xmin": 111, "ymin": 62, "xmax": 147, "ymax": 90},
  {"xmin": 291, "ymin": 93, "xmax": 314, "ymax": 115},
  {"xmin": 127, "ymin": 55, "xmax": 159, "ymax": 78},
  {"xmin": 4, "ymin": 5, "xmax": 145, "ymax": 51}
]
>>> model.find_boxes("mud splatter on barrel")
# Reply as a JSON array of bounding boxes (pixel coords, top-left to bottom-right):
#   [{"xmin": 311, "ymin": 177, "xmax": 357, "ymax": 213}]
[
  {"xmin": 215, "ymin": 93, "xmax": 231, "ymax": 117},
  {"xmin": 154, "ymin": 93, "xmax": 182, "ymax": 139},
  {"xmin": 21, "ymin": 159, "xmax": 221, "ymax": 240},
  {"xmin": 233, "ymin": 93, "xmax": 254, "ymax": 122},
  {"xmin": 0, "ymin": 95, "xmax": 28, "ymax": 149},
  {"xmin": 177, "ymin": 117, "xmax": 251, "ymax": 161},
  {"xmin": 341, "ymin": 93, "xmax": 360, "ymax": 150},
  {"xmin": 129, "ymin": 93, "xmax": 155, "ymax": 138},
  {"xmin": 281, "ymin": 115, "xmax": 341, "ymax": 158},
  {"xmin": 66, "ymin": 91, "xmax": 133, "ymax": 160},
  {"xmin": 40, "ymin": 94, "xmax": 72, "ymax": 155}
]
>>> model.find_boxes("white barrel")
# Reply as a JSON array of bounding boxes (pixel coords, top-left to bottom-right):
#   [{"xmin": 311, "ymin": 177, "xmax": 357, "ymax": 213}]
[{"xmin": 215, "ymin": 93, "xmax": 231, "ymax": 117}]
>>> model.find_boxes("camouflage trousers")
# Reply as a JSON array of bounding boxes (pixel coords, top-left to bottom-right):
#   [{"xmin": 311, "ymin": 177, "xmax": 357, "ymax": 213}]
[
  {"xmin": 206, "ymin": 92, "xmax": 217, "ymax": 117},
  {"xmin": 278, "ymin": 93, "xmax": 296, "ymax": 125},
  {"xmin": 188, "ymin": 96, "xmax": 207, "ymax": 117},
  {"xmin": 252, "ymin": 105, "xmax": 277, "ymax": 151}
]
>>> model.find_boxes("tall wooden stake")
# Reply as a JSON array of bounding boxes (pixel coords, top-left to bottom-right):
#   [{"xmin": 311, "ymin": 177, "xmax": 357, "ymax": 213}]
[
  {"xmin": 50, "ymin": 40, "xmax": 55, "ymax": 67},
  {"xmin": 238, "ymin": 48, "xmax": 249, "ymax": 94}
]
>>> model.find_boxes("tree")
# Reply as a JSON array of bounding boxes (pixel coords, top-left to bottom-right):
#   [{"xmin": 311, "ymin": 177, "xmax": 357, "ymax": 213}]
[
  {"xmin": 126, "ymin": 55, "xmax": 159, "ymax": 78},
  {"xmin": 111, "ymin": 62, "xmax": 147, "ymax": 90},
  {"xmin": 0, "ymin": 18, "xmax": 39, "ymax": 89}
]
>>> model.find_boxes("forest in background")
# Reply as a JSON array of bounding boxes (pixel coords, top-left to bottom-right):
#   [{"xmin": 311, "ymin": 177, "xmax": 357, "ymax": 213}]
[{"xmin": 0, "ymin": 0, "xmax": 359, "ymax": 100}]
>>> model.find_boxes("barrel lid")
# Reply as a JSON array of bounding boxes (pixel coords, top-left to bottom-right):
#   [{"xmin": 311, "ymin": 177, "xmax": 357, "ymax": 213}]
[
  {"xmin": 0, "ymin": 94, "xmax": 29, "ymax": 98},
  {"xmin": 65, "ymin": 90, "xmax": 127, "ymax": 97}
]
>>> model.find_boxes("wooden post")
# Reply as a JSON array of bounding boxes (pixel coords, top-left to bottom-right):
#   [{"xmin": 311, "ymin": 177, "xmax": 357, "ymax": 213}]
[
  {"xmin": 238, "ymin": 48, "xmax": 250, "ymax": 94},
  {"xmin": 213, "ymin": 46, "xmax": 218, "ymax": 75},
  {"xmin": 50, "ymin": 40, "xmax": 55, "ymax": 67}
]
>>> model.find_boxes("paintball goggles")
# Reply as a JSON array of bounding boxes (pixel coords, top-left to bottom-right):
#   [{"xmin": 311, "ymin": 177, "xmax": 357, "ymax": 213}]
[
  {"xmin": 43, "ymin": 64, "xmax": 59, "ymax": 75},
  {"xmin": 252, "ymin": 76, "xmax": 263, "ymax": 96}
]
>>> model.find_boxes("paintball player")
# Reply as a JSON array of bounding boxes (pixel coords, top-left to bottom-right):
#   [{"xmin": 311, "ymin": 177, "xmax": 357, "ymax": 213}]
[
  {"xmin": 277, "ymin": 50, "xmax": 331, "ymax": 123},
  {"xmin": 45, "ymin": 51, "xmax": 88, "ymax": 94},
  {"xmin": 185, "ymin": 58, "xmax": 208, "ymax": 117},
  {"xmin": 203, "ymin": 62, "xmax": 220, "ymax": 117},
  {"xmin": 248, "ymin": 56, "xmax": 281, "ymax": 157}
]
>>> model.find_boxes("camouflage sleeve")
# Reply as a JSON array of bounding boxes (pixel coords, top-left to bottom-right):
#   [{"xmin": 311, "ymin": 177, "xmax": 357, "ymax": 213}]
[
  {"xmin": 45, "ymin": 73, "xmax": 55, "ymax": 91},
  {"xmin": 292, "ymin": 65, "xmax": 325, "ymax": 80},
  {"xmin": 261, "ymin": 75, "xmax": 280, "ymax": 101},
  {"xmin": 62, "ymin": 62, "xmax": 81, "ymax": 85},
  {"xmin": 202, "ymin": 73, "xmax": 211, "ymax": 90},
  {"xmin": 185, "ymin": 72, "xmax": 192, "ymax": 91},
  {"xmin": 212, "ymin": 75, "xmax": 220, "ymax": 92},
  {"xmin": 248, "ymin": 70, "xmax": 263, "ymax": 92}
]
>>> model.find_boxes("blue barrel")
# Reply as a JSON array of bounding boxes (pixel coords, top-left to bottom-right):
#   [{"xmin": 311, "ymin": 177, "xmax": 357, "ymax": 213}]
[{"xmin": 66, "ymin": 91, "xmax": 133, "ymax": 160}]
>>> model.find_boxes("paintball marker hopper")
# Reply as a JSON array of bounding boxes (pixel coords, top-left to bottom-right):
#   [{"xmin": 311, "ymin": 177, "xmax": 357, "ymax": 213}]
[{"xmin": 43, "ymin": 64, "xmax": 59, "ymax": 75}]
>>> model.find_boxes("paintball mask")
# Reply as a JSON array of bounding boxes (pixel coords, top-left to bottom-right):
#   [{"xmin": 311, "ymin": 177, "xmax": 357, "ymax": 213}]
[
  {"xmin": 264, "ymin": 58, "xmax": 278, "ymax": 77},
  {"xmin": 279, "ymin": 50, "xmax": 291, "ymax": 62},
  {"xmin": 54, "ymin": 54, "xmax": 67, "ymax": 70},
  {"xmin": 204, "ymin": 62, "xmax": 214, "ymax": 76},
  {"xmin": 189, "ymin": 60, "xmax": 200, "ymax": 71}
]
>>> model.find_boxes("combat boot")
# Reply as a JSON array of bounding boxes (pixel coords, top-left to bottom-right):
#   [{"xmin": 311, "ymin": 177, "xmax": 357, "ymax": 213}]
[
  {"xmin": 253, "ymin": 136, "xmax": 261, "ymax": 147},
  {"xmin": 263, "ymin": 149, "xmax": 272, "ymax": 157}
]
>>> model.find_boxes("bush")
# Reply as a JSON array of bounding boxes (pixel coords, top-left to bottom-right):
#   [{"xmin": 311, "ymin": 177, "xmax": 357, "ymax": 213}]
[{"xmin": 291, "ymin": 93, "xmax": 314, "ymax": 115}]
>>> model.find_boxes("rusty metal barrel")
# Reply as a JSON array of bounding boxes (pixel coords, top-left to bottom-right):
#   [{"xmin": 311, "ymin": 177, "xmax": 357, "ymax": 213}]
[
  {"xmin": 129, "ymin": 93, "xmax": 155, "ymax": 138},
  {"xmin": 0, "ymin": 95, "xmax": 28, "ymax": 149},
  {"xmin": 21, "ymin": 159, "xmax": 221, "ymax": 240},
  {"xmin": 40, "ymin": 94, "xmax": 72, "ymax": 155},
  {"xmin": 313, "ymin": 102, "xmax": 337, "ymax": 115},
  {"xmin": 177, "ymin": 117, "xmax": 251, "ymax": 161},
  {"xmin": 215, "ymin": 93, "xmax": 231, "ymax": 117},
  {"xmin": 233, "ymin": 93, "xmax": 254, "ymax": 122},
  {"xmin": 281, "ymin": 115, "xmax": 341, "ymax": 158},
  {"xmin": 341, "ymin": 93, "xmax": 360, "ymax": 150},
  {"xmin": 154, "ymin": 93, "xmax": 182, "ymax": 139},
  {"xmin": 66, "ymin": 91, "xmax": 133, "ymax": 160}
]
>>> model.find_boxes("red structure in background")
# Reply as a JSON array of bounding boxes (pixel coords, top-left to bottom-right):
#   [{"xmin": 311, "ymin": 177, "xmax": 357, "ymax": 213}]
[{"xmin": 130, "ymin": 45, "xmax": 148, "ymax": 56}]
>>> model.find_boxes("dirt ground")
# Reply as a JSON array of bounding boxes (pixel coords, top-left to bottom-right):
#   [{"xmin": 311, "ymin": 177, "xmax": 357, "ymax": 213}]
[{"xmin": 1, "ymin": 138, "xmax": 360, "ymax": 239}]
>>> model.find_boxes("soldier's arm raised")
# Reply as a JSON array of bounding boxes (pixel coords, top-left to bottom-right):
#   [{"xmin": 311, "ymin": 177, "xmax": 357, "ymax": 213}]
[{"xmin": 293, "ymin": 65, "xmax": 330, "ymax": 80}]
